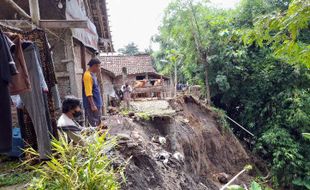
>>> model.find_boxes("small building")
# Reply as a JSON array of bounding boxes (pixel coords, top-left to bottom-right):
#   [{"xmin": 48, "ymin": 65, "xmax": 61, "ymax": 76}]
[
  {"xmin": 99, "ymin": 54, "xmax": 170, "ymax": 112},
  {"xmin": 100, "ymin": 54, "xmax": 169, "ymax": 88}
]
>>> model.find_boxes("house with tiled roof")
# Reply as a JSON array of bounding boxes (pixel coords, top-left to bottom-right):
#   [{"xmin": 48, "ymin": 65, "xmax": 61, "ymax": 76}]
[
  {"xmin": 100, "ymin": 54, "xmax": 169, "ymax": 88},
  {"xmin": 98, "ymin": 54, "xmax": 170, "ymax": 111}
]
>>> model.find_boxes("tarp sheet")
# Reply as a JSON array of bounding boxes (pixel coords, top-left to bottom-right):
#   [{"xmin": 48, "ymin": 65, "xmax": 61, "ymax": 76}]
[{"xmin": 66, "ymin": 0, "xmax": 98, "ymax": 50}]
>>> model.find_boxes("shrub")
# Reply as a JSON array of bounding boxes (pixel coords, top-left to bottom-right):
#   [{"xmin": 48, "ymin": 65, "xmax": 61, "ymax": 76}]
[{"xmin": 24, "ymin": 132, "xmax": 125, "ymax": 190}]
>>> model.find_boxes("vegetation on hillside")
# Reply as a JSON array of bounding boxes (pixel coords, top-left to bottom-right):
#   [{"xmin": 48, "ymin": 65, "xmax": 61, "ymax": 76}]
[
  {"xmin": 24, "ymin": 133, "xmax": 125, "ymax": 190},
  {"xmin": 153, "ymin": 0, "xmax": 310, "ymax": 189}
]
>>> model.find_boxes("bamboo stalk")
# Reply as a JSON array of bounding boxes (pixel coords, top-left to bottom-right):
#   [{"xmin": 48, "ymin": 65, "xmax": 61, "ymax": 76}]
[
  {"xmin": 225, "ymin": 116, "xmax": 255, "ymax": 137},
  {"xmin": 220, "ymin": 165, "xmax": 252, "ymax": 190},
  {"xmin": 220, "ymin": 168, "xmax": 247, "ymax": 190}
]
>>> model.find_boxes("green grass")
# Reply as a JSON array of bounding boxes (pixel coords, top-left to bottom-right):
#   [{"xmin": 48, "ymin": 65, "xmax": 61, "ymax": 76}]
[
  {"xmin": 0, "ymin": 156, "xmax": 32, "ymax": 187},
  {"xmin": 136, "ymin": 112, "xmax": 151, "ymax": 121},
  {"xmin": 210, "ymin": 106, "xmax": 230, "ymax": 131},
  {"xmin": 120, "ymin": 108, "xmax": 151, "ymax": 121}
]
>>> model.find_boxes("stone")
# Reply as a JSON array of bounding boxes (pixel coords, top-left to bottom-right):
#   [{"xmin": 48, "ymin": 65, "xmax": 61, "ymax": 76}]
[
  {"xmin": 128, "ymin": 112, "xmax": 135, "ymax": 117},
  {"xmin": 116, "ymin": 133, "xmax": 131, "ymax": 141},
  {"xmin": 173, "ymin": 152, "xmax": 184, "ymax": 162},
  {"xmin": 158, "ymin": 137, "xmax": 167, "ymax": 145},
  {"xmin": 217, "ymin": 172, "xmax": 229, "ymax": 184}
]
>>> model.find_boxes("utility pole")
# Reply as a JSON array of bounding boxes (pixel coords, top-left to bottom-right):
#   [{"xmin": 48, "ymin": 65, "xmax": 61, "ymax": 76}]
[{"xmin": 29, "ymin": 0, "xmax": 40, "ymax": 26}]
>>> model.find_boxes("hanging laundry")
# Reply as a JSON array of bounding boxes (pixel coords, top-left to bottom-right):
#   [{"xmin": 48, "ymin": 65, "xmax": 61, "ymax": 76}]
[
  {"xmin": 19, "ymin": 42, "xmax": 51, "ymax": 159},
  {"xmin": 0, "ymin": 30, "xmax": 18, "ymax": 153},
  {"xmin": 5, "ymin": 32, "xmax": 31, "ymax": 95},
  {"xmin": 25, "ymin": 29, "xmax": 59, "ymax": 139},
  {"xmin": 0, "ymin": 25, "xmax": 60, "ymax": 152},
  {"xmin": 11, "ymin": 94, "xmax": 40, "ymax": 152}
]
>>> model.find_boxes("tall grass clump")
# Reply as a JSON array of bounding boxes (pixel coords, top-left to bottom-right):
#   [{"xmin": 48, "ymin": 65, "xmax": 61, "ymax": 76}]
[{"xmin": 24, "ymin": 132, "xmax": 125, "ymax": 190}]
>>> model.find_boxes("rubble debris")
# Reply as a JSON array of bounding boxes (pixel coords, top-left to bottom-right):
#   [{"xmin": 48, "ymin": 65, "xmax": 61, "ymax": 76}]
[
  {"xmin": 172, "ymin": 151, "xmax": 184, "ymax": 163},
  {"xmin": 108, "ymin": 106, "xmax": 119, "ymax": 115},
  {"xmin": 104, "ymin": 95, "xmax": 256, "ymax": 190}
]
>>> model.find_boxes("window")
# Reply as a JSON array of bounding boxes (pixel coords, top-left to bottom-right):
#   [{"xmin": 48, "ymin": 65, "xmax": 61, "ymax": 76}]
[{"xmin": 136, "ymin": 76, "xmax": 145, "ymax": 80}]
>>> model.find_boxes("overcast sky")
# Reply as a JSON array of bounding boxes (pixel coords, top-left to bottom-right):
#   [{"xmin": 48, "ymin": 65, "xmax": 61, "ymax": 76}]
[{"xmin": 106, "ymin": 0, "xmax": 240, "ymax": 51}]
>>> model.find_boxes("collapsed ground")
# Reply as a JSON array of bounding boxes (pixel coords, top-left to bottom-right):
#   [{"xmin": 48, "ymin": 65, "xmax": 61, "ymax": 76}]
[
  {"xmin": 0, "ymin": 95, "xmax": 264, "ymax": 189},
  {"xmin": 106, "ymin": 95, "xmax": 262, "ymax": 189}
]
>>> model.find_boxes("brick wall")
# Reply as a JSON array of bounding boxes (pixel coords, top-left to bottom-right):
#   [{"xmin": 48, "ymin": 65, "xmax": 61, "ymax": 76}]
[
  {"xmin": 113, "ymin": 75, "xmax": 137, "ymax": 89},
  {"xmin": 57, "ymin": 76, "xmax": 71, "ymax": 99}
]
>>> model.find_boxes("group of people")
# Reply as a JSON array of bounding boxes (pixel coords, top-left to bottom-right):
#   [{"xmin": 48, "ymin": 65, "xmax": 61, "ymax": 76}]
[
  {"xmin": 57, "ymin": 58, "xmax": 133, "ymax": 145},
  {"xmin": 56, "ymin": 58, "xmax": 169, "ymax": 145},
  {"xmin": 57, "ymin": 58, "xmax": 102, "ymax": 144}
]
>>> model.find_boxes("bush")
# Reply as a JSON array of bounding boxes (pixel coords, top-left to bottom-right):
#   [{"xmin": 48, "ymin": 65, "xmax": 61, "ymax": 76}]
[
  {"xmin": 210, "ymin": 107, "xmax": 230, "ymax": 130},
  {"xmin": 24, "ymin": 132, "xmax": 125, "ymax": 190}
]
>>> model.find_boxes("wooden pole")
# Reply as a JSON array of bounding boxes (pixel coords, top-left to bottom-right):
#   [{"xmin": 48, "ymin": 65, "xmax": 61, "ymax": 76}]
[
  {"xmin": 29, "ymin": 0, "xmax": 40, "ymax": 26},
  {"xmin": 225, "ymin": 116, "xmax": 255, "ymax": 137},
  {"xmin": 174, "ymin": 59, "xmax": 177, "ymax": 97},
  {"xmin": 4, "ymin": 0, "xmax": 31, "ymax": 19},
  {"xmin": 220, "ymin": 168, "xmax": 247, "ymax": 190}
]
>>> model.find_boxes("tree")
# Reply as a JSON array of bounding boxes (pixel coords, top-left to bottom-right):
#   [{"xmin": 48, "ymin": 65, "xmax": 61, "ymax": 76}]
[
  {"xmin": 243, "ymin": 0, "xmax": 310, "ymax": 67},
  {"xmin": 118, "ymin": 42, "xmax": 140, "ymax": 55},
  {"xmin": 154, "ymin": 0, "xmax": 218, "ymax": 103},
  {"xmin": 155, "ymin": 0, "xmax": 310, "ymax": 189}
]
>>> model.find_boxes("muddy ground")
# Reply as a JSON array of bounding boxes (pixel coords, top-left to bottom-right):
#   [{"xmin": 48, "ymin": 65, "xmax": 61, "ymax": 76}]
[
  {"xmin": 0, "ymin": 95, "xmax": 260, "ymax": 190},
  {"xmin": 104, "ymin": 95, "xmax": 256, "ymax": 190}
]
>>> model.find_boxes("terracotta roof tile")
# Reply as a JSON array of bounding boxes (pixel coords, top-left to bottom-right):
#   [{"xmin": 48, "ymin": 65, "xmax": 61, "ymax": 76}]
[{"xmin": 100, "ymin": 54, "xmax": 156, "ymax": 76}]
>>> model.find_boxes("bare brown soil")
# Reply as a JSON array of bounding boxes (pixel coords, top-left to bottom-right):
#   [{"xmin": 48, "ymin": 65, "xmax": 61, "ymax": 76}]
[{"xmin": 104, "ymin": 95, "xmax": 255, "ymax": 190}]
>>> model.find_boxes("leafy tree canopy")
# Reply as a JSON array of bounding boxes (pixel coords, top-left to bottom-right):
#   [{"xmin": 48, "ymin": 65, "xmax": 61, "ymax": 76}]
[
  {"xmin": 118, "ymin": 42, "xmax": 140, "ymax": 55},
  {"xmin": 154, "ymin": 0, "xmax": 310, "ymax": 189}
]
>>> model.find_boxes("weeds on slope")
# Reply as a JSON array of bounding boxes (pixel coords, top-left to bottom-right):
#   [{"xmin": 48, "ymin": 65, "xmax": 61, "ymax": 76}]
[{"xmin": 23, "ymin": 132, "xmax": 126, "ymax": 190}]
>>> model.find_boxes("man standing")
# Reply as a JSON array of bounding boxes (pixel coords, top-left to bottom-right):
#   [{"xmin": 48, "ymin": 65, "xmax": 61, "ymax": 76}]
[
  {"xmin": 82, "ymin": 58, "xmax": 102, "ymax": 127},
  {"xmin": 121, "ymin": 82, "xmax": 132, "ymax": 110}
]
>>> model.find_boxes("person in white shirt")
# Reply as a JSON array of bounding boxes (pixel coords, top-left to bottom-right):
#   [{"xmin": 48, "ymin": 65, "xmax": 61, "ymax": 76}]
[
  {"xmin": 57, "ymin": 96, "xmax": 95, "ymax": 145},
  {"xmin": 121, "ymin": 82, "xmax": 132, "ymax": 110}
]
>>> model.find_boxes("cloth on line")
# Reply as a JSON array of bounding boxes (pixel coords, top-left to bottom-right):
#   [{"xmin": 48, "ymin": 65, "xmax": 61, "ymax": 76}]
[
  {"xmin": 0, "ymin": 30, "xmax": 17, "ymax": 153},
  {"xmin": 5, "ymin": 33, "xmax": 31, "ymax": 95},
  {"xmin": 11, "ymin": 95, "xmax": 23, "ymax": 108},
  {"xmin": 0, "ymin": 25, "xmax": 59, "ymax": 140},
  {"xmin": 19, "ymin": 43, "xmax": 51, "ymax": 159}
]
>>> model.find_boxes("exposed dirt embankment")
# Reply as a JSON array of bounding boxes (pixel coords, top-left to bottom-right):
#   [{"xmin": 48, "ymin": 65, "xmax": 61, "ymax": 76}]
[{"xmin": 104, "ymin": 96, "xmax": 253, "ymax": 190}]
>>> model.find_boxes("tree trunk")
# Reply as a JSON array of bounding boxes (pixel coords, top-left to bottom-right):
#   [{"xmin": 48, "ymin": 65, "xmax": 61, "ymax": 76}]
[
  {"xmin": 188, "ymin": 0, "xmax": 211, "ymax": 104},
  {"xmin": 175, "ymin": 59, "xmax": 178, "ymax": 97},
  {"xmin": 202, "ymin": 52, "xmax": 211, "ymax": 104}
]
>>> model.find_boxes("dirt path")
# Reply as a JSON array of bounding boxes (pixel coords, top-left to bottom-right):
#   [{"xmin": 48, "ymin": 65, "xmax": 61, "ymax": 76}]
[
  {"xmin": 130, "ymin": 99, "xmax": 176, "ymax": 116},
  {"xmin": 0, "ymin": 183, "xmax": 26, "ymax": 190}
]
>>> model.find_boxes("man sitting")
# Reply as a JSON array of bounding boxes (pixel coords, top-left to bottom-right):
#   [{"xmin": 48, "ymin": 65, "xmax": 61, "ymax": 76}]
[{"xmin": 57, "ymin": 96, "xmax": 96, "ymax": 145}]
